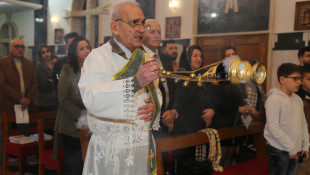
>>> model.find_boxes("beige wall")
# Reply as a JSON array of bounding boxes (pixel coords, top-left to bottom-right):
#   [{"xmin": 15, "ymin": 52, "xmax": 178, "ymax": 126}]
[
  {"xmin": 270, "ymin": 0, "xmax": 310, "ymax": 89},
  {"xmin": 155, "ymin": 0, "xmax": 194, "ymax": 40},
  {"xmin": 47, "ymin": 0, "xmax": 73, "ymax": 45},
  {"xmin": 274, "ymin": 0, "xmax": 309, "ymax": 34},
  {"xmin": 0, "ymin": 10, "xmax": 34, "ymax": 46}
]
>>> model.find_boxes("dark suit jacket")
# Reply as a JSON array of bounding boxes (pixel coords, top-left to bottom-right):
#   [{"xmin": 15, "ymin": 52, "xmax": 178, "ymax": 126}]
[
  {"xmin": 158, "ymin": 53, "xmax": 176, "ymax": 113},
  {"xmin": 296, "ymin": 87, "xmax": 310, "ymax": 135},
  {"xmin": 52, "ymin": 56, "xmax": 68, "ymax": 91},
  {"xmin": 0, "ymin": 55, "xmax": 38, "ymax": 113}
]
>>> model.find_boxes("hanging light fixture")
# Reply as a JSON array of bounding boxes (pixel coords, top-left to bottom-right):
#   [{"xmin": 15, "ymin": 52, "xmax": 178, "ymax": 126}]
[{"xmin": 169, "ymin": 0, "xmax": 179, "ymax": 10}]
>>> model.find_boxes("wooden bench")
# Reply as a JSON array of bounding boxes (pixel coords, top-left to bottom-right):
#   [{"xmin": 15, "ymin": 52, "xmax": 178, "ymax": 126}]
[
  {"xmin": 79, "ymin": 128, "xmax": 91, "ymax": 163},
  {"xmin": 2, "ymin": 111, "xmax": 57, "ymax": 175},
  {"xmin": 155, "ymin": 122, "xmax": 267, "ymax": 175}
]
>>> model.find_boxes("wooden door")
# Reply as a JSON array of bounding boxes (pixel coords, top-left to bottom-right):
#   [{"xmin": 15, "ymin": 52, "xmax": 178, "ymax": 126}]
[
  {"xmin": 196, "ymin": 34, "xmax": 268, "ymax": 89},
  {"xmin": 196, "ymin": 34, "xmax": 268, "ymax": 65}
]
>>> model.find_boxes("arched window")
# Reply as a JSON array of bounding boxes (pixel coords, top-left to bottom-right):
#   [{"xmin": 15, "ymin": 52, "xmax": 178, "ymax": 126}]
[
  {"xmin": 0, "ymin": 16, "xmax": 19, "ymax": 57},
  {"xmin": 71, "ymin": 0, "xmax": 107, "ymax": 48}
]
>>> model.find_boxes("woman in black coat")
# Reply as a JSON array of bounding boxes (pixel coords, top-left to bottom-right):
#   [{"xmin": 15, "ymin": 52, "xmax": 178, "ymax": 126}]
[
  {"xmin": 171, "ymin": 45, "xmax": 216, "ymax": 174},
  {"xmin": 172, "ymin": 45, "xmax": 215, "ymax": 136}
]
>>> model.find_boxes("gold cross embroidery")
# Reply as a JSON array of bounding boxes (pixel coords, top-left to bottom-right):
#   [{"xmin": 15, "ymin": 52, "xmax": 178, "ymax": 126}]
[{"xmin": 150, "ymin": 149, "xmax": 154, "ymax": 168}]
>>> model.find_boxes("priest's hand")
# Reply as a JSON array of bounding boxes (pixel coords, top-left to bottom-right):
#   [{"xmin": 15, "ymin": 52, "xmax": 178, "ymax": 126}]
[
  {"xmin": 136, "ymin": 61, "xmax": 159, "ymax": 87},
  {"xmin": 137, "ymin": 98, "xmax": 154, "ymax": 122},
  {"xmin": 201, "ymin": 108, "xmax": 214, "ymax": 127}
]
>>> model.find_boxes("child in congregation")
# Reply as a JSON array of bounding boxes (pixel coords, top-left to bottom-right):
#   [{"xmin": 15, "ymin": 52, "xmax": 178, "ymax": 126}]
[{"xmin": 264, "ymin": 63, "xmax": 309, "ymax": 175}]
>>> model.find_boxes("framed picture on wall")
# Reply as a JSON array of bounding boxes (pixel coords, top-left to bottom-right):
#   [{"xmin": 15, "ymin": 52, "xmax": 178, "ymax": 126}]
[
  {"xmin": 165, "ymin": 16, "xmax": 181, "ymax": 38},
  {"xmin": 294, "ymin": 1, "xmax": 310, "ymax": 30},
  {"xmin": 197, "ymin": 0, "xmax": 269, "ymax": 34},
  {"xmin": 54, "ymin": 28, "xmax": 64, "ymax": 44}
]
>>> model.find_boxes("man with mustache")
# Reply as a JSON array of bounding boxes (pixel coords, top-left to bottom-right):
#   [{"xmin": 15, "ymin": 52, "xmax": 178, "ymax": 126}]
[
  {"xmin": 52, "ymin": 32, "xmax": 79, "ymax": 92},
  {"xmin": 78, "ymin": 2, "xmax": 162, "ymax": 175},
  {"xmin": 298, "ymin": 46, "xmax": 310, "ymax": 66},
  {"xmin": 160, "ymin": 39, "xmax": 179, "ymax": 72}
]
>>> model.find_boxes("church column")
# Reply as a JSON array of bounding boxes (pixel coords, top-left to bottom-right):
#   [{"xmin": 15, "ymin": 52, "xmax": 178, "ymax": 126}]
[{"xmin": 86, "ymin": 0, "xmax": 96, "ymax": 48}]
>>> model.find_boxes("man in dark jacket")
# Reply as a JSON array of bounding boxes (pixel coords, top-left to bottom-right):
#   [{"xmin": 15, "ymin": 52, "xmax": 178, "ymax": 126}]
[
  {"xmin": 0, "ymin": 38, "xmax": 38, "ymax": 165},
  {"xmin": 143, "ymin": 21, "xmax": 178, "ymax": 135},
  {"xmin": 160, "ymin": 39, "xmax": 179, "ymax": 72},
  {"xmin": 52, "ymin": 32, "xmax": 79, "ymax": 91}
]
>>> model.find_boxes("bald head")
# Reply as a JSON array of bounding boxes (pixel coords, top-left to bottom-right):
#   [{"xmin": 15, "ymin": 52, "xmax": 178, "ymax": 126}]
[
  {"xmin": 143, "ymin": 19, "xmax": 161, "ymax": 52},
  {"xmin": 9, "ymin": 38, "xmax": 25, "ymax": 58}
]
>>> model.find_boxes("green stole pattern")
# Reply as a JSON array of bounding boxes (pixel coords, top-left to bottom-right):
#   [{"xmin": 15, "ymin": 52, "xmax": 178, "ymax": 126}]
[{"xmin": 112, "ymin": 48, "xmax": 160, "ymax": 175}]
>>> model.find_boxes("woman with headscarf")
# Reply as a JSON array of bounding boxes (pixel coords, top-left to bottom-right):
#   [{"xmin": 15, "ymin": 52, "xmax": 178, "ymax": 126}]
[
  {"xmin": 172, "ymin": 45, "xmax": 215, "ymax": 135},
  {"xmin": 171, "ymin": 45, "xmax": 216, "ymax": 174}
]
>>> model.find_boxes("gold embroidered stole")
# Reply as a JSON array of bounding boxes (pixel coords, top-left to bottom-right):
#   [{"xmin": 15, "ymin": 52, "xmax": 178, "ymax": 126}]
[{"xmin": 112, "ymin": 48, "xmax": 160, "ymax": 175}]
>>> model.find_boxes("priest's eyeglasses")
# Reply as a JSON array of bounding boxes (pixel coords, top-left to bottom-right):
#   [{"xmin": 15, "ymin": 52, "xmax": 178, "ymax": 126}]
[
  {"xmin": 285, "ymin": 76, "xmax": 301, "ymax": 82},
  {"xmin": 115, "ymin": 18, "xmax": 146, "ymax": 30}
]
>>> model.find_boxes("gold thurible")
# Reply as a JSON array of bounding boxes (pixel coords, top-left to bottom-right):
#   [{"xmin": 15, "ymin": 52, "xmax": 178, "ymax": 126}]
[
  {"xmin": 162, "ymin": 70, "xmax": 167, "ymax": 75},
  {"xmin": 143, "ymin": 54, "xmax": 156, "ymax": 64},
  {"xmin": 160, "ymin": 77, "xmax": 166, "ymax": 83},
  {"xmin": 190, "ymin": 73, "xmax": 196, "ymax": 79},
  {"xmin": 174, "ymin": 79, "xmax": 180, "ymax": 83},
  {"xmin": 183, "ymin": 81, "xmax": 189, "ymax": 87},
  {"xmin": 151, "ymin": 55, "xmax": 266, "ymax": 87},
  {"xmin": 197, "ymin": 79, "xmax": 203, "ymax": 87}
]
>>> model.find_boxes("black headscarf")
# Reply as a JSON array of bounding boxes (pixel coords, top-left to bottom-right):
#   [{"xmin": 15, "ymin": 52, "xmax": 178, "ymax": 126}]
[{"xmin": 178, "ymin": 45, "xmax": 205, "ymax": 73}]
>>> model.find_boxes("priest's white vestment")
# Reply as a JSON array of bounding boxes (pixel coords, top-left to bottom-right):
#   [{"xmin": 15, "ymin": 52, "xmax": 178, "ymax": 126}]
[{"xmin": 78, "ymin": 41, "xmax": 162, "ymax": 175}]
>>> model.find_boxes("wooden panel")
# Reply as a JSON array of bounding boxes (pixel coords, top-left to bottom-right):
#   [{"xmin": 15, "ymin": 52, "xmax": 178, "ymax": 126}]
[
  {"xmin": 196, "ymin": 34, "xmax": 268, "ymax": 90},
  {"xmin": 235, "ymin": 43, "xmax": 261, "ymax": 61},
  {"xmin": 232, "ymin": 34, "xmax": 268, "ymax": 65},
  {"xmin": 196, "ymin": 37, "xmax": 228, "ymax": 65}
]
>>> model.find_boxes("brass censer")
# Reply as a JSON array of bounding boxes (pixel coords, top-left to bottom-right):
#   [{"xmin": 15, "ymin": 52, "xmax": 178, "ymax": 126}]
[{"xmin": 144, "ymin": 54, "xmax": 266, "ymax": 87}]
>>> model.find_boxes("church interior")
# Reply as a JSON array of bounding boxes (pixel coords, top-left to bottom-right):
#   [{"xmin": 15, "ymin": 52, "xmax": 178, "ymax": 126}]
[{"xmin": 0, "ymin": 0, "xmax": 309, "ymax": 174}]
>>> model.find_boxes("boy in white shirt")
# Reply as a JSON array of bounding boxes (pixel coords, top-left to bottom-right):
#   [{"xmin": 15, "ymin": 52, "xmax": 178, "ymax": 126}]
[{"xmin": 264, "ymin": 63, "xmax": 309, "ymax": 175}]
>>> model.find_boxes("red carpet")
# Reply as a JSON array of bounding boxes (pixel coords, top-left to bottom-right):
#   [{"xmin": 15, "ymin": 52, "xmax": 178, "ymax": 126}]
[{"xmin": 213, "ymin": 156, "xmax": 269, "ymax": 175}]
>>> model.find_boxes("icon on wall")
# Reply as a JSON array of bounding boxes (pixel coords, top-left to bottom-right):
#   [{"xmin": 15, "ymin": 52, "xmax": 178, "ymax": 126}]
[
  {"xmin": 294, "ymin": 1, "xmax": 310, "ymax": 30},
  {"xmin": 165, "ymin": 16, "xmax": 181, "ymax": 38},
  {"xmin": 54, "ymin": 28, "xmax": 64, "ymax": 44}
]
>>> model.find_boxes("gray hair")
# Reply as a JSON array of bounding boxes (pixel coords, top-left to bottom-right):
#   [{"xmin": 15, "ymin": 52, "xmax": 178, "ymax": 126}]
[
  {"xmin": 110, "ymin": 1, "xmax": 140, "ymax": 21},
  {"xmin": 9, "ymin": 38, "xmax": 23, "ymax": 46},
  {"xmin": 145, "ymin": 19, "xmax": 159, "ymax": 25}
]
